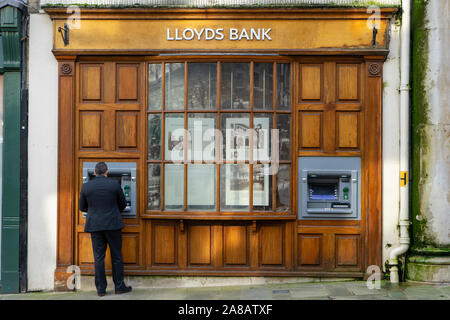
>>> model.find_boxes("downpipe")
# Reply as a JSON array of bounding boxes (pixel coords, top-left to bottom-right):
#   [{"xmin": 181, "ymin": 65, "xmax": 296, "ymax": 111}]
[{"xmin": 389, "ymin": 0, "xmax": 411, "ymax": 284}]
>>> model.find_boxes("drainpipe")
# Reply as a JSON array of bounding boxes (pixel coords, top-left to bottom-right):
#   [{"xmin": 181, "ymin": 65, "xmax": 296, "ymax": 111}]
[{"xmin": 389, "ymin": 0, "xmax": 411, "ymax": 284}]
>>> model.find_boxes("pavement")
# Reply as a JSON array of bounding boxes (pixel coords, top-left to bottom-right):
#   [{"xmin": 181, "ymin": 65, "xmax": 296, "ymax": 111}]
[{"xmin": 1, "ymin": 280, "xmax": 449, "ymax": 300}]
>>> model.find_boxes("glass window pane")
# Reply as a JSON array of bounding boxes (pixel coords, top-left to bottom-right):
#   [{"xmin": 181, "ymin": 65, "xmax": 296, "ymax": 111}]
[
  {"xmin": 188, "ymin": 63, "xmax": 217, "ymax": 109},
  {"xmin": 276, "ymin": 114, "xmax": 291, "ymax": 161},
  {"xmin": 253, "ymin": 63, "xmax": 273, "ymax": 110},
  {"xmin": 148, "ymin": 114, "xmax": 161, "ymax": 160},
  {"xmin": 253, "ymin": 113, "xmax": 273, "ymax": 162},
  {"xmin": 188, "ymin": 113, "xmax": 216, "ymax": 162},
  {"xmin": 148, "ymin": 64, "xmax": 162, "ymax": 110},
  {"xmin": 276, "ymin": 64, "xmax": 290, "ymax": 110},
  {"xmin": 165, "ymin": 113, "xmax": 185, "ymax": 162},
  {"xmin": 221, "ymin": 113, "xmax": 250, "ymax": 162},
  {"xmin": 253, "ymin": 164, "xmax": 273, "ymax": 211},
  {"xmin": 188, "ymin": 164, "xmax": 216, "ymax": 211},
  {"xmin": 220, "ymin": 63, "xmax": 250, "ymax": 110},
  {"xmin": 276, "ymin": 164, "xmax": 290, "ymax": 211},
  {"xmin": 147, "ymin": 164, "xmax": 161, "ymax": 210},
  {"xmin": 220, "ymin": 164, "xmax": 249, "ymax": 211},
  {"xmin": 164, "ymin": 164, "xmax": 184, "ymax": 210},
  {"xmin": 165, "ymin": 63, "xmax": 185, "ymax": 110}
]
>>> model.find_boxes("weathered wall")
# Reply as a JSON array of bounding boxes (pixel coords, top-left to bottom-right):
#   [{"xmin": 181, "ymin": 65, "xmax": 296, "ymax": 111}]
[{"xmin": 411, "ymin": 0, "xmax": 450, "ymax": 250}]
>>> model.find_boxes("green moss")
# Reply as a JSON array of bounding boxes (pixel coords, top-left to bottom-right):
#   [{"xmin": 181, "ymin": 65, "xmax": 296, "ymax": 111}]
[{"xmin": 410, "ymin": 0, "xmax": 437, "ymax": 248}]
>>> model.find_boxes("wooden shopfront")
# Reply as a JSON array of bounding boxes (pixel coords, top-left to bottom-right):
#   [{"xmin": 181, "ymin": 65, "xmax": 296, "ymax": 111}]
[{"xmin": 46, "ymin": 7, "xmax": 396, "ymax": 288}]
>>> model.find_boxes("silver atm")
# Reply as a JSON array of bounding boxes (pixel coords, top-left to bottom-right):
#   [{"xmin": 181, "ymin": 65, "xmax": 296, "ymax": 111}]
[
  {"xmin": 298, "ymin": 157, "xmax": 361, "ymax": 220},
  {"xmin": 81, "ymin": 162, "xmax": 137, "ymax": 218}
]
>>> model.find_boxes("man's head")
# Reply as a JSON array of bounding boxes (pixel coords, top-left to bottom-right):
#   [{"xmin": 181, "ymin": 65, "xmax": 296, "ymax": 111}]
[{"xmin": 94, "ymin": 162, "xmax": 108, "ymax": 176}]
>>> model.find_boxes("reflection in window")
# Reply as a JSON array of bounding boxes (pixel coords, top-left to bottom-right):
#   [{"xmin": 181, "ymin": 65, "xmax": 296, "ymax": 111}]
[
  {"xmin": 165, "ymin": 63, "xmax": 185, "ymax": 110},
  {"xmin": 164, "ymin": 164, "xmax": 184, "ymax": 210},
  {"xmin": 188, "ymin": 63, "xmax": 217, "ymax": 109},
  {"xmin": 147, "ymin": 61, "xmax": 291, "ymax": 214},
  {"xmin": 165, "ymin": 113, "xmax": 185, "ymax": 162},
  {"xmin": 253, "ymin": 114, "xmax": 273, "ymax": 162},
  {"xmin": 220, "ymin": 164, "xmax": 249, "ymax": 211},
  {"xmin": 220, "ymin": 63, "xmax": 250, "ymax": 110},
  {"xmin": 276, "ymin": 164, "xmax": 290, "ymax": 211},
  {"xmin": 148, "ymin": 64, "xmax": 162, "ymax": 110},
  {"xmin": 277, "ymin": 64, "xmax": 290, "ymax": 110},
  {"xmin": 187, "ymin": 113, "xmax": 216, "ymax": 162},
  {"xmin": 221, "ymin": 113, "xmax": 250, "ymax": 162},
  {"xmin": 188, "ymin": 164, "xmax": 216, "ymax": 211},
  {"xmin": 253, "ymin": 63, "xmax": 273, "ymax": 110},
  {"xmin": 147, "ymin": 164, "xmax": 161, "ymax": 210},
  {"xmin": 276, "ymin": 114, "xmax": 291, "ymax": 161},
  {"xmin": 148, "ymin": 114, "xmax": 161, "ymax": 160},
  {"xmin": 253, "ymin": 164, "xmax": 272, "ymax": 212}
]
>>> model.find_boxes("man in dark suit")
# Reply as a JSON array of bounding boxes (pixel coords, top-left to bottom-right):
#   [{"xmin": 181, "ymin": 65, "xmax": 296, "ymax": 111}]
[{"xmin": 79, "ymin": 162, "xmax": 132, "ymax": 296}]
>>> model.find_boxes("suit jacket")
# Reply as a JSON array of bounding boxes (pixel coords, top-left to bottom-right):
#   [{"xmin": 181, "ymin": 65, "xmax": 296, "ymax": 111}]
[{"xmin": 79, "ymin": 175, "xmax": 126, "ymax": 232}]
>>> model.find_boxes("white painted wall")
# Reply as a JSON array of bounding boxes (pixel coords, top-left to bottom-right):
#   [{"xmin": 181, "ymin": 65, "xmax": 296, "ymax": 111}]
[
  {"xmin": 27, "ymin": 13, "xmax": 59, "ymax": 291},
  {"xmin": 25, "ymin": 11, "xmax": 403, "ymax": 290},
  {"xmin": 382, "ymin": 17, "xmax": 402, "ymax": 269}
]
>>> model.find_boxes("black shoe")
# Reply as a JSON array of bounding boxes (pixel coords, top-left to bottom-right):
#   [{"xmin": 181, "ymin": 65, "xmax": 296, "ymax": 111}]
[
  {"xmin": 97, "ymin": 292, "xmax": 106, "ymax": 297},
  {"xmin": 115, "ymin": 286, "xmax": 132, "ymax": 295}
]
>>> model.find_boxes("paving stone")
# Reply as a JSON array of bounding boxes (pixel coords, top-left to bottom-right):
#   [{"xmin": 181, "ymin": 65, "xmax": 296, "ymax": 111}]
[
  {"xmin": 403, "ymin": 286, "xmax": 447, "ymax": 300},
  {"xmin": 325, "ymin": 284, "xmax": 354, "ymax": 297},
  {"xmin": 240, "ymin": 287, "xmax": 272, "ymax": 300},
  {"xmin": 345, "ymin": 281, "xmax": 388, "ymax": 296},
  {"xmin": 185, "ymin": 287, "xmax": 222, "ymax": 300},
  {"xmin": 150, "ymin": 288, "xmax": 188, "ymax": 300},
  {"xmin": 387, "ymin": 290, "xmax": 408, "ymax": 300},
  {"xmin": 289, "ymin": 284, "xmax": 328, "ymax": 299},
  {"xmin": 333, "ymin": 294, "xmax": 391, "ymax": 300},
  {"xmin": 438, "ymin": 286, "xmax": 450, "ymax": 298},
  {"xmin": 218, "ymin": 287, "xmax": 244, "ymax": 300}
]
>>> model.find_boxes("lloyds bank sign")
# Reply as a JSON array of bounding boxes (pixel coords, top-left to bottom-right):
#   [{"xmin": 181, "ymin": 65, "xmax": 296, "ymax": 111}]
[{"xmin": 166, "ymin": 27, "xmax": 273, "ymax": 41}]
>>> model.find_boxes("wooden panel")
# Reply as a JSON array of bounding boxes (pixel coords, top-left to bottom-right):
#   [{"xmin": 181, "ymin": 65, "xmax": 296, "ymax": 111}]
[
  {"xmin": 116, "ymin": 64, "xmax": 139, "ymax": 102},
  {"xmin": 153, "ymin": 223, "xmax": 176, "ymax": 265},
  {"xmin": 78, "ymin": 233, "xmax": 95, "ymax": 264},
  {"xmin": 80, "ymin": 111, "xmax": 102, "ymax": 148},
  {"xmin": 81, "ymin": 64, "xmax": 102, "ymax": 102},
  {"xmin": 298, "ymin": 234, "xmax": 322, "ymax": 266},
  {"xmin": 260, "ymin": 224, "xmax": 284, "ymax": 266},
  {"xmin": 300, "ymin": 65, "xmax": 322, "ymax": 101},
  {"xmin": 223, "ymin": 225, "xmax": 248, "ymax": 266},
  {"xmin": 336, "ymin": 112, "xmax": 359, "ymax": 149},
  {"xmin": 116, "ymin": 112, "xmax": 138, "ymax": 149},
  {"xmin": 299, "ymin": 112, "xmax": 322, "ymax": 149},
  {"xmin": 56, "ymin": 61, "xmax": 75, "ymax": 271},
  {"xmin": 336, "ymin": 235, "xmax": 360, "ymax": 267},
  {"xmin": 365, "ymin": 61, "xmax": 383, "ymax": 270},
  {"xmin": 336, "ymin": 64, "xmax": 359, "ymax": 101},
  {"xmin": 188, "ymin": 225, "xmax": 212, "ymax": 265},
  {"xmin": 122, "ymin": 233, "xmax": 139, "ymax": 265}
]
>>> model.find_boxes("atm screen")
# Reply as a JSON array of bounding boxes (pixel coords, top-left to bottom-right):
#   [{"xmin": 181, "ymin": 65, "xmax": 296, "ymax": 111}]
[{"xmin": 309, "ymin": 184, "xmax": 337, "ymax": 200}]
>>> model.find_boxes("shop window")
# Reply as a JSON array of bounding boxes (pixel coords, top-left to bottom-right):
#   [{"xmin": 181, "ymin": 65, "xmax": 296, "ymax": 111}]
[{"xmin": 147, "ymin": 61, "xmax": 291, "ymax": 214}]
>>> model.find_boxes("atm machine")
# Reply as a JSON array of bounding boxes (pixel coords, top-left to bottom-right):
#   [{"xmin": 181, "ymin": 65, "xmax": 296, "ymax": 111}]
[
  {"xmin": 81, "ymin": 162, "xmax": 137, "ymax": 218},
  {"xmin": 298, "ymin": 157, "xmax": 361, "ymax": 220}
]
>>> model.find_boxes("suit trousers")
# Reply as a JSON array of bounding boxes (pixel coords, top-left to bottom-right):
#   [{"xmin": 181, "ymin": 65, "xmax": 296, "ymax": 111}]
[{"xmin": 90, "ymin": 229, "xmax": 126, "ymax": 293}]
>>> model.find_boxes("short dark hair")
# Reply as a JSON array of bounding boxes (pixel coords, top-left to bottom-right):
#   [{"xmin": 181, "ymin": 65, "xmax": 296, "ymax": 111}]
[{"xmin": 95, "ymin": 162, "xmax": 108, "ymax": 175}]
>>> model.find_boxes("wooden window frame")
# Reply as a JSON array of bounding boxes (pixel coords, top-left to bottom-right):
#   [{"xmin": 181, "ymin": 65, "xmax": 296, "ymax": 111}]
[{"xmin": 144, "ymin": 57, "xmax": 296, "ymax": 219}]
